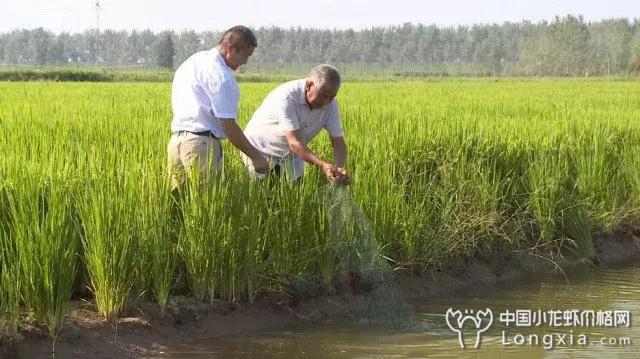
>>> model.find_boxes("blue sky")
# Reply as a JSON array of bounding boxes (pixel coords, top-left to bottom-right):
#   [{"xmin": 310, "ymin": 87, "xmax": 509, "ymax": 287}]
[{"xmin": 1, "ymin": 0, "xmax": 638, "ymax": 33}]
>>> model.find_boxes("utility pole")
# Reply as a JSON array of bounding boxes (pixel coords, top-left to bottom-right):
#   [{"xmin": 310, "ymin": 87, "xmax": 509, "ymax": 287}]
[{"xmin": 95, "ymin": 1, "xmax": 101, "ymax": 66}]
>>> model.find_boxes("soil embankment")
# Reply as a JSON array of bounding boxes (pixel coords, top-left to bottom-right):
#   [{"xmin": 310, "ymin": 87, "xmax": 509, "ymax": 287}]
[{"xmin": 3, "ymin": 223, "xmax": 639, "ymax": 359}]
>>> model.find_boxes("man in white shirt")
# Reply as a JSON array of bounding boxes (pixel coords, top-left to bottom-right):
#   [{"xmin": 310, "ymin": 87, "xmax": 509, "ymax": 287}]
[
  {"xmin": 168, "ymin": 25, "xmax": 268, "ymax": 190},
  {"xmin": 244, "ymin": 64, "xmax": 350, "ymax": 184}
]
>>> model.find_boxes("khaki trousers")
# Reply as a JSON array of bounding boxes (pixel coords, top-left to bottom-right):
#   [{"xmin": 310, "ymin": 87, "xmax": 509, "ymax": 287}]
[{"xmin": 167, "ymin": 132, "xmax": 223, "ymax": 190}]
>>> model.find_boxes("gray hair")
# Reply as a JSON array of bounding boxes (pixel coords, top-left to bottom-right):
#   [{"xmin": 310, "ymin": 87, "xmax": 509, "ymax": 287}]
[{"xmin": 308, "ymin": 64, "xmax": 341, "ymax": 91}]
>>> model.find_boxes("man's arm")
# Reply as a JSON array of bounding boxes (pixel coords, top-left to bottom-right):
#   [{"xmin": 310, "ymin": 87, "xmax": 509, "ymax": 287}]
[
  {"xmin": 330, "ymin": 136, "xmax": 347, "ymax": 168},
  {"xmin": 284, "ymin": 131, "xmax": 350, "ymax": 184},
  {"xmin": 220, "ymin": 119, "xmax": 269, "ymax": 174},
  {"xmin": 284, "ymin": 130, "xmax": 332, "ymax": 171},
  {"xmin": 330, "ymin": 135, "xmax": 351, "ymax": 184}
]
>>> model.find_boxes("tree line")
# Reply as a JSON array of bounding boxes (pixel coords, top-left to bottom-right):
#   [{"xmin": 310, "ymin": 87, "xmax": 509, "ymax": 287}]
[{"xmin": 1, "ymin": 15, "xmax": 639, "ymax": 76}]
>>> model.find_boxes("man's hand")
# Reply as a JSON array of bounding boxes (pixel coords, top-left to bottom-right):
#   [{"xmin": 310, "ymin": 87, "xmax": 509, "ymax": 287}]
[
  {"xmin": 321, "ymin": 163, "xmax": 337, "ymax": 183},
  {"xmin": 220, "ymin": 119, "xmax": 269, "ymax": 177},
  {"xmin": 251, "ymin": 155, "xmax": 269, "ymax": 175},
  {"xmin": 333, "ymin": 167, "xmax": 352, "ymax": 185},
  {"xmin": 283, "ymin": 131, "xmax": 350, "ymax": 184},
  {"xmin": 322, "ymin": 164, "xmax": 352, "ymax": 185},
  {"xmin": 330, "ymin": 166, "xmax": 351, "ymax": 185}
]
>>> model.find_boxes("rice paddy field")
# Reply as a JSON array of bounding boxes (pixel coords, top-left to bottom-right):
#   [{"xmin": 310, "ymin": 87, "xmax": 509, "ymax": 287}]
[{"xmin": 0, "ymin": 79, "xmax": 639, "ymax": 337}]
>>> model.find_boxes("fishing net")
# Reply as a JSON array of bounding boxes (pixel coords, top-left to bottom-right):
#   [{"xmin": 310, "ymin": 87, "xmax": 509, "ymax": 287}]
[{"xmin": 323, "ymin": 185, "xmax": 414, "ymax": 329}]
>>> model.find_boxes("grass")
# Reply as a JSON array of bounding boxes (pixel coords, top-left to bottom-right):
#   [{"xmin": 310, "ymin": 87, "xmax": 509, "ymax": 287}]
[
  {"xmin": 0, "ymin": 67, "xmax": 296, "ymax": 83},
  {"xmin": 0, "ymin": 79, "xmax": 638, "ymax": 335}
]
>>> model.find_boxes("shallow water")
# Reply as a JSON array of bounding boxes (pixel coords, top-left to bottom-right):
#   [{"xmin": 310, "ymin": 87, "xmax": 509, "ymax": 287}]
[{"xmin": 154, "ymin": 263, "xmax": 640, "ymax": 358}]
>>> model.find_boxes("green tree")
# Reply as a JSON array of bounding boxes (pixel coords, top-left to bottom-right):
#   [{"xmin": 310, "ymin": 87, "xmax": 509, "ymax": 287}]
[
  {"xmin": 29, "ymin": 28, "xmax": 51, "ymax": 65},
  {"xmin": 5, "ymin": 30, "xmax": 30, "ymax": 64},
  {"xmin": 629, "ymin": 19, "xmax": 640, "ymax": 73},
  {"xmin": 47, "ymin": 34, "xmax": 68, "ymax": 65},
  {"xmin": 175, "ymin": 30, "xmax": 201, "ymax": 66},
  {"xmin": 589, "ymin": 19, "xmax": 632, "ymax": 75},
  {"xmin": 0, "ymin": 33, "xmax": 6, "ymax": 63},
  {"xmin": 553, "ymin": 15, "xmax": 590, "ymax": 76},
  {"xmin": 155, "ymin": 31, "xmax": 175, "ymax": 69}
]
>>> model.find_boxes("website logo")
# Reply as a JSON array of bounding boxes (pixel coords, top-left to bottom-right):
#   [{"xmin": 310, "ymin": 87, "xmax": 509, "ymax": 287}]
[{"xmin": 445, "ymin": 308, "xmax": 494, "ymax": 349}]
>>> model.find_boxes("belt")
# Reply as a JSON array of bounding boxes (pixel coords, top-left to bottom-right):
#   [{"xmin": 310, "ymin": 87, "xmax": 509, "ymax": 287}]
[{"xmin": 174, "ymin": 130, "xmax": 218, "ymax": 139}]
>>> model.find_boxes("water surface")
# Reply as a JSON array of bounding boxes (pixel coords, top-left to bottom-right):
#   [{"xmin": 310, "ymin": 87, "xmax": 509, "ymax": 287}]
[{"xmin": 154, "ymin": 263, "xmax": 640, "ymax": 358}]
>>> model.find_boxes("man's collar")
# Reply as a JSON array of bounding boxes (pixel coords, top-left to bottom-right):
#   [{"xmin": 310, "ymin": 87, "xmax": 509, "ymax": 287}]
[
  {"xmin": 213, "ymin": 47, "xmax": 233, "ymax": 72},
  {"xmin": 298, "ymin": 79, "xmax": 308, "ymax": 106}
]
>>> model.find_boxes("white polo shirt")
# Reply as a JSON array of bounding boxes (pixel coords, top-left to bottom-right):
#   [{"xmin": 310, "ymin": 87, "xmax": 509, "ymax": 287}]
[
  {"xmin": 171, "ymin": 48, "xmax": 239, "ymax": 139},
  {"xmin": 244, "ymin": 79, "xmax": 344, "ymax": 159}
]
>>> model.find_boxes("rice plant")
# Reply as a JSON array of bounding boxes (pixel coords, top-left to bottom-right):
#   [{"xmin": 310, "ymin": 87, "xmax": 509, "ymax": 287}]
[
  {"xmin": 77, "ymin": 172, "xmax": 141, "ymax": 323},
  {"xmin": 6, "ymin": 173, "xmax": 81, "ymax": 335},
  {"xmin": 0, "ymin": 78, "xmax": 638, "ymax": 335},
  {"xmin": 0, "ymin": 182, "xmax": 20, "ymax": 334},
  {"xmin": 136, "ymin": 166, "xmax": 176, "ymax": 314}
]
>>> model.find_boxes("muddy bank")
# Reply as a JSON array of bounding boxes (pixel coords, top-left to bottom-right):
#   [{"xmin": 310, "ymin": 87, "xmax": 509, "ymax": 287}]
[
  {"xmin": 3, "ymin": 225, "xmax": 639, "ymax": 358},
  {"xmin": 398, "ymin": 222, "xmax": 640, "ymax": 299}
]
